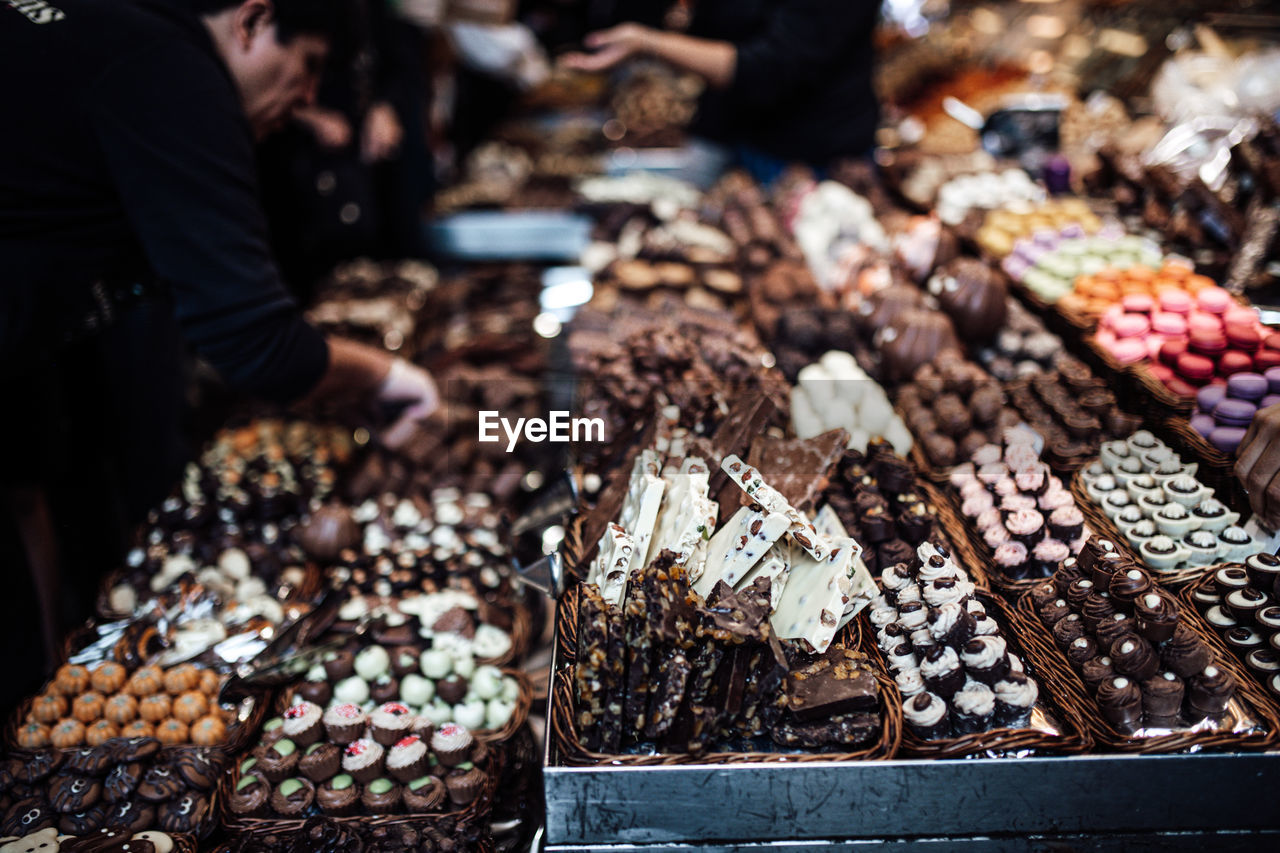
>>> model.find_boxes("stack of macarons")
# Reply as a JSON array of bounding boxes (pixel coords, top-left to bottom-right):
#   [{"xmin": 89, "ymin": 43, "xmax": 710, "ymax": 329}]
[
  {"xmin": 1004, "ymin": 230, "xmax": 1162, "ymax": 304},
  {"xmin": 1191, "ymin": 369, "xmax": 1280, "ymax": 453},
  {"xmin": 975, "ymin": 197, "xmax": 1102, "ymax": 259},
  {"xmin": 1057, "ymin": 258, "xmax": 1192, "ymax": 320}
]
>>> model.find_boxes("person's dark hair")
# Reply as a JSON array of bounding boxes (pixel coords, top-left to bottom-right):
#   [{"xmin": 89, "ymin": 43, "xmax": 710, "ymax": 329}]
[{"xmin": 183, "ymin": 0, "xmax": 346, "ymax": 43}]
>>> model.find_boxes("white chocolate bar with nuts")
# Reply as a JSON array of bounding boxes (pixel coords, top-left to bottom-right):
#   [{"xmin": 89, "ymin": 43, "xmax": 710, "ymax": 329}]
[
  {"xmin": 771, "ymin": 536, "xmax": 858, "ymax": 654},
  {"xmin": 647, "ymin": 457, "xmax": 718, "ymax": 579},
  {"xmin": 720, "ymin": 455, "xmax": 830, "ymax": 561},
  {"xmin": 737, "ymin": 541, "xmax": 791, "ymax": 612},
  {"xmin": 590, "ymin": 522, "xmax": 635, "ymax": 607},
  {"xmin": 692, "ymin": 505, "xmax": 790, "ymax": 599}
]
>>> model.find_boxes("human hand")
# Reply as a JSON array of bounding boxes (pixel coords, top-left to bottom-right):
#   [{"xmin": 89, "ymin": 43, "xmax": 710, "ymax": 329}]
[
  {"xmin": 378, "ymin": 358, "xmax": 440, "ymax": 450},
  {"xmin": 297, "ymin": 106, "xmax": 352, "ymax": 149},
  {"xmin": 1236, "ymin": 403, "xmax": 1280, "ymax": 529},
  {"xmin": 362, "ymin": 102, "xmax": 403, "ymax": 163},
  {"xmin": 559, "ymin": 23, "xmax": 653, "ymax": 73}
]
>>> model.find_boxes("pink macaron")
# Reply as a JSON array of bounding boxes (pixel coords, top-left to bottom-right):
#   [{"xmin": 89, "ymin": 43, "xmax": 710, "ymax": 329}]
[
  {"xmin": 1197, "ymin": 286, "xmax": 1233, "ymax": 315},
  {"xmin": 1224, "ymin": 307, "xmax": 1259, "ymax": 328},
  {"xmin": 1108, "ymin": 338, "xmax": 1148, "ymax": 365},
  {"xmin": 1100, "ymin": 304, "xmax": 1125, "ymax": 331},
  {"xmin": 1150, "ymin": 312, "xmax": 1187, "ymax": 337},
  {"xmin": 1187, "ymin": 311, "xmax": 1224, "ymax": 334},
  {"xmin": 1112, "ymin": 314, "xmax": 1151, "ymax": 339},
  {"xmin": 1122, "ymin": 293, "xmax": 1155, "ymax": 315},
  {"xmin": 1157, "ymin": 288, "xmax": 1192, "ymax": 315}
]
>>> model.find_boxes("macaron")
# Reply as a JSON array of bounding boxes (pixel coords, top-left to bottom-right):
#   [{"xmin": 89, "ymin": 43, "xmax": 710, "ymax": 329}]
[
  {"xmin": 1159, "ymin": 339, "xmax": 1188, "ymax": 366},
  {"xmin": 1226, "ymin": 323, "xmax": 1262, "ymax": 353},
  {"xmin": 1189, "ymin": 330, "xmax": 1227, "ymax": 358},
  {"xmin": 1266, "ymin": 333, "xmax": 1280, "ymax": 352},
  {"xmin": 1187, "ymin": 311, "xmax": 1224, "ymax": 334},
  {"xmin": 1147, "ymin": 362, "xmax": 1175, "ymax": 383},
  {"xmin": 1100, "ymin": 304, "xmax": 1125, "ymax": 329},
  {"xmin": 1176, "ymin": 353, "xmax": 1216, "ymax": 384},
  {"xmin": 1197, "ymin": 385, "xmax": 1227, "ymax": 414},
  {"xmin": 1214, "ymin": 398, "xmax": 1258, "ymax": 428},
  {"xmin": 1217, "ymin": 350, "xmax": 1254, "ymax": 377},
  {"xmin": 1209, "ymin": 427, "xmax": 1247, "ymax": 454},
  {"xmin": 1122, "ymin": 293, "xmax": 1155, "ymax": 315},
  {"xmin": 1227, "ymin": 373, "xmax": 1268, "ymax": 402},
  {"xmin": 1165, "ymin": 377, "xmax": 1199, "ymax": 398},
  {"xmin": 1197, "ymin": 286, "xmax": 1233, "ymax": 314},
  {"xmin": 1262, "ymin": 394, "xmax": 1280, "ymax": 410},
  {"xmin": 1266, "ymin": 366, "xmax": 1280, "ymax": 394},
  {"xmin": 1108, "ymin": 338, "xmax": 1148, "ymax": 365},
  {"xmin": 1185, "ymin": 274, "xmax": 1216, "ymax": 292},
  {"xmin": 1157, "ymin": 289, "xmax": 1192, "ymax": 314},
  {"xmin": 1225, "ymin": 307, "xmax": 1260, "ymax": 327},
  {"xmin": 1113, "ymin": 314, "xmax": 1151, "ymax": 338},
  {"xmin": 1254, "ymin": 350, "xmax": 1280, "ymax": 372},
  {"xmin": 1150, "ymin": 313, "xmax": 1187, "ymax": 337},
  {"xmin": 1191, "ymin": 413, "xmax": 1216, "ymax": 437}
]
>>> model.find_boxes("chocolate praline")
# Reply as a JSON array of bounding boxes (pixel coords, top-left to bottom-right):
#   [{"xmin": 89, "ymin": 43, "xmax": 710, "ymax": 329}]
[
  {"xmin": 1214, "ymin": 566, "xmax": 1252, "ymax": 598},
  {"xmin": 1038, "ymin": 598, "xmax": 1072, "ymax": 627},
  {"xmin": 1224, "ymin": 588, "xmax": 1271, "ymax": 625},
  {"xmin": 1224, "ymin": 626, "xmax": 1265, "ymax": 655},
  {"xmin": 1053, "ymin": 614, "xmax": 1087, "ymax": 649}
]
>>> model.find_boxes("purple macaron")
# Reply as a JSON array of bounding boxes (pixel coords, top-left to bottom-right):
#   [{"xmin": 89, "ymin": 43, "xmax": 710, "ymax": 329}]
[
  {"xmin": 1197, "ymin": 384, "xmax": 1227, "ymax": 414},
  {"xmin": 1226, "ymin": 372, "xmax": 1268, "ymax": 402},
  {"xmin": 1262, "ymin": 394, "xmax": 1280, "ymax": 410},
  {"xmin": 1214, "ymin": 398, "xmax": 1258, "ymax": 428},
  {"xmin": 1191, "ymin": 413, "xmax": 1216, "ymax": 437},
  {"xmin": 1209, "ymin": 427, "xmax": 1247, "ymax": 454},
  {"xmin": 1266, "ymin": 366, "xmax": 1280, "ymax": 394}
]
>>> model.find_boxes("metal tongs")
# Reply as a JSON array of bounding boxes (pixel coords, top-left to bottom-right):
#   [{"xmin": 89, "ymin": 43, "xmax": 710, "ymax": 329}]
[{"xmin": 505, "ymin": 469, "xmax": 580, "ymax": 600}]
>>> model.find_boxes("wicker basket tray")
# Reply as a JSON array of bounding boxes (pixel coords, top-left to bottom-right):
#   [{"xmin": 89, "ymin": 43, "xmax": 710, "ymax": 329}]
[
  {"xmin": 217, "ymin": 749, "xmax": 499, "ymax": 838},
  {"xmin": 1178, "ymin": 569, "xmax": 1280, "ymax": 719},
  {"xmin": 549, "ymin": 652, "xmax": 901, "ymax": 767},
  {"xmin": 1068, "ymin": 467, "xmax": 1217, "ymax": 589},
  {"xmin": 1013, "ymin": 590, "xmax": 1279, "ymax": 753},
  {"xmin": 1127, "ymin": 360, "xmax": 1196, "ymax": 416},
  {"xmin": 209, "ymin": 823, "xmax": 495, "ymax": 852},
  {"xmin": 5, "ymin": 676, "xmax": 268, "ymax": 759},
  {"xmin": 274, "ymin": 666, "xmax": 533, "ymax": 746},
  {"xmin": 864, "ymin": 591, "xmax": 1091, "ymax": 758},
  {"xmin": 907, "ymin": 440, "xmax": 955, "ymax": 488}
]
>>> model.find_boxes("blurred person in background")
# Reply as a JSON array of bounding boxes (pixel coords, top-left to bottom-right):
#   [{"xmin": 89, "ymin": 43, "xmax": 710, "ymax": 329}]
[{"xmin": 562, "ymin": 0, "xmax": 881, "ymax": 183}]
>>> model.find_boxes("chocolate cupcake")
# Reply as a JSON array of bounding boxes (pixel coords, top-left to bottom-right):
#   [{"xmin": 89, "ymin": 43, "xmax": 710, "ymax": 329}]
[
  {"xmin": 928, "ymin": 602, "xmax": 976, "ymax": 648},
  {"xmin": 385, "ymin": 735, "xmax": 430, "ymax": 783},
  {"xmin": 402, "ymin": 775, "xmax": 446, "ymax": 813},
  {"xmin": 1096, "ymin": 676, "xmax": 1143, "ymax": 731},
  {"xmin": 886, "ymin": 643, "xmax": 918, "ymax": 673},
  {"xmin": 903, "ymin": 692, "xmax": 950, "ymax": 740},
  {"xmin": 281, "ymin": 702, "xmax": 324, "ymax": 748},
  {"xmin": 1141, "ymin": 672, "xmax": 1186, "ymax": 725},
  {"xmin": 430, "ymin": 723, "xmax": 475, "ymax": 768},
  {"xmin": 920, "ymin": 647, "xmax": 965, "ymax": 699},
  {"xmin": 1134, "ymin": 592, "xmax": 1180, "ymax": 643},
  {"xmin": 317, "ymin": 773, "xmax": 360, "ymax": 816},
  {"xmin": 228, "ymin": 773, "xmax": 269, "ymax": 817},
  {"xmin": 342, "ymin": 739, "xmax": 385, "ymax": 784},
  {"xmin": 1160, "ymin": 624, "xmax": 1213, "ymax": 678},
  {"xmin": 960, "ymin": 636, "xmax": 1009, "ymax": 685},
  {"xmin": 1110, "ymin": 637, "xmax": 1160, "ymax": 681},
  {"xmin": 1037, "ymin": 598, "xmax": 1071, "ymax": 628},
  {"xmin": 256, "ymin": 739, "xmax": 299, "ymax": 784},
  {"xmin": 445, "ymin": 764, "xmax": 487, "ymax": 806},
  {"xmin": 322, "ymin": 703, "xmax": 368, "ymax": 745},
  {"xmin": 952, "ymin": 681, "xmax": 996, "ymax": 735},
  {"xmin": 269, "ymin": 777, "xmax": 315, "ymax": 817},
  {"xmin": 1109, "ymin": 568, "xmax": 1153, "ymax": 607},
  {"xmin": 1066, "ymin": 637, "xmax": 1099, "ymax": 668},
  {"xmin": 1081, "ymin": 656, "xmax": 1115, "ymax": 690},
  {"xmin": 298, "ymin": 742, "xmax": 341, "ymax": 783},
  {"xmin": 258, "ymin": 717, "xmax": 286, "ymax": 747},
  {"xmin": 992, "ymin": 672, "xmax": 1038, "ymax": 728},
  {"xmin": 369, "ymin": 703, "xmax": 415, "ymax": 748},
  {"xmin": 1052, "ymin": 614, "xmax": 1087, "ymax": 649},
  {"xmin": 1187, "ymin": 665, "xmax": 1237, "ymax": 718},
  {"xmin": 909, "ymin": 628, "xmax": 938, "ymax": 660},
  {"xmin": 361, "ymin": 777, "xmax": 401, "ymax": 814}
]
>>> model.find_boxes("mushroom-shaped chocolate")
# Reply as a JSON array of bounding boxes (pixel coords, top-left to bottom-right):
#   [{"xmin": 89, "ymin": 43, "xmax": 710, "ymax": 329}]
[{"xmin": 928, "ymin": 258, "xmax": 1008, "ymax": 343}]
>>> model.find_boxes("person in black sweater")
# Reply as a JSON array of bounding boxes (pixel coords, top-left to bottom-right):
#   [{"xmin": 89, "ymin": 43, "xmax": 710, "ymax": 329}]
[
  {"xmin": 0, "ymin": 0, "xmax": 438, "ymax": 686},
  {"xmin": 562, "ymin": 0, "xmax": 881, "ymax": 175}
]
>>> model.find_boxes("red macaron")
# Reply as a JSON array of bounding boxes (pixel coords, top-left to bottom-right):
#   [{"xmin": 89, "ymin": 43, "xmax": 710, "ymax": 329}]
[
  {"xmin": 1159, "ymin": 339, "xmax": 1188, "ymax": 367},
  {"xmin": 1176, "ymin": 352, "xmax": 1216, "ymax": 385},
  {"xmin": 1217, "ymin": 350, "xmax": 1254, "ymax": 376}
]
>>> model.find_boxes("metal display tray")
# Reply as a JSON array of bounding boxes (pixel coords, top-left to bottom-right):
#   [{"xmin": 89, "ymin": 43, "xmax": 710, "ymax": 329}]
[
  {"xmin": 425, "ymin": 211, "xmax": 593, "ymax": 261},
  {"xmin": 542, "ymin": 643, "xmax": 1280, "ymax": 850}
]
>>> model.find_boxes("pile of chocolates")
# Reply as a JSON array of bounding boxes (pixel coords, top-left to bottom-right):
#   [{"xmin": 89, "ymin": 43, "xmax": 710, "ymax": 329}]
[
  {"xmin": 0, "ymin": 827, "xmax": 179, "ymax": 852},
  {"xmin": 825, "ymin": 443, "xmax": 938, "ymax": 576},
  {"xmin": 1189, "ymin": 555, "xmax": 1280, "ymax": 701},
  {"xmin": 306, "ymin": 258, "xmax": 438, "ymax": 357},
  {"xmin": 227, "ymin": 813, "xmax": 486, "ymax": 852},
  {"xmin": 0, "ymin": 739, "xmax": 219, "ymax": 838},
  {"xmin": 1191, "ymin": 369, "xmax": 1280, "ymax": 453},
  {"xmin": 290, "ymin": 638, "xmax": 521, "ymax": 735},
  {"xmin": 896, "ymin": 355, "xmax": 1019, "ymax": 469},
  {"xmin": 1031, "ymin": 538, "xmax": 1236, "ymax": 732},
  {"xmin": 16, "ymin": 662, "xmax": 234, "ymax": 751},
  {"xmin": 871, "ymin": 543, "xmax": 1039, "ymax": 739},
  {"xmin": 229, "ymin": 709, "xmax": 488, "ymax": 819},
  {"xmin": 949, "ymin": 432, "xmax": 1089, "ymax": 581},
  {"xmin": 1078, "ymin": 432, "xmax": 1257, "ymax": 570}
]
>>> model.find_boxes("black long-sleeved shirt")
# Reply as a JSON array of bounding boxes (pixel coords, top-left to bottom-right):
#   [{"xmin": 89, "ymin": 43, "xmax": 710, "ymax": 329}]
[
  {"xmin": 601, "ymin": 0, "xmax": 880, "ymax": 165},
  {"xmin": 0, "ymin": 0, "xmax": 328, "ymax": 400}
]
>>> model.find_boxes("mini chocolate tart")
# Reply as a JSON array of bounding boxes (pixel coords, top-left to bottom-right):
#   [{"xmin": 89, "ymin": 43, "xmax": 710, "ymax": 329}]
[
  {"xmin": 1191, "ymin": 587, "xmax": 1222, "ymax": 611},
  {"xmin": 1215, "ymin": 566, "xmax": 1252, "ymax": 598},
  {"xmin": 1245, "ymin": 553, "xmax": 1280, "ymax": 591},
  {"xmin": 1246, "ymin": 649, "xmax": 1280, "ymax": 678},
  {"xmin": 1205, "ymin": 605, "xmax": 1239, "ymax": 631},
  {"xmin": 1224, "ymin": 588, "xmax": 1271, "ymax": 625},
  {"xmin": 1224, "ymin": 626, "xmax": 1264, "ymax": 655},
  {"xmin": 1258, "ymin": 606, "xmax": 1280, "ymax": 633}
]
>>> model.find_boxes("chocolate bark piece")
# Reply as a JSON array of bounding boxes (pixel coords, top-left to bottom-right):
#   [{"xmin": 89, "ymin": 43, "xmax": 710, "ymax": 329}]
[
  {"xmin": 785, "ymin": 647, "xmax": 879, "ymax": 721},
  {"xmin": 599, "ymin": 598, "xmax": 627, "ymax": 753},
  {"xmin": 664, "ymin": 642, "xmax": 725, "ymax": 754},
  {"xmin": 770, "ymin": 711, "xmax": 879, "ymax": 748},
  {"xmin": 645, "ymin": 653, "xmax": 692, "ymax": 740},
  {"xmin": 622, "ymin": 566, "xmax": 654, "ymax": 733},
  {"xmin": 573, "ymin": 584, "xmax": 611, "ymax": 752},
  {"xmin": 747, "ymin": 429, "xmax": 851, "ymax": 513},
  {"xmin": 707, "ymin": 395, "xmax": 782, "ymax": 511},
  {"xmin": 737, "ymin": 632, "xmax": 790, "ymax": 736}
]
